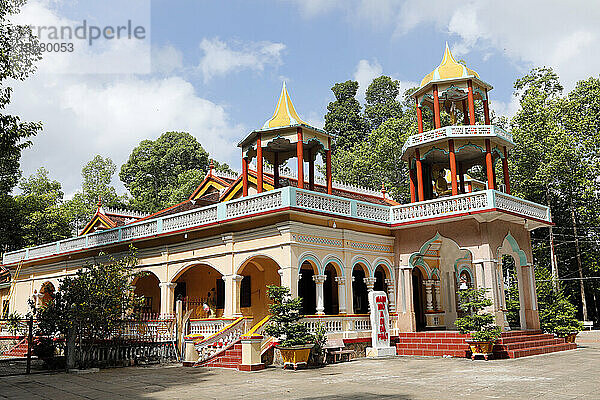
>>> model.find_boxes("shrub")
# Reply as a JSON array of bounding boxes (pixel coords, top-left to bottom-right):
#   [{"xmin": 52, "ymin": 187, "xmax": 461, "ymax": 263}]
[
  {"xmin": 455, "ymin": 288, "xmax": 502, "ymax": 342},
  {"xmin": 264, "ymin": 285, "xmax": 314, "ymax": 347},
  {"xmin": 541, "ymin": 298, "xmax": 584, "ymax": 337}
]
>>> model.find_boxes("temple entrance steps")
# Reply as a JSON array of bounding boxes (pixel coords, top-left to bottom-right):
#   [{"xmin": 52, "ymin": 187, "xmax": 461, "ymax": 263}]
[
  {"xmin": 494, "ymin": 330, "xmax": 577, "ymax": 359},
  {"xmin": 395, "ymin": 330, "xmax": 577, "ymax": 359},
  {"xmin": 197, "ymin": 341, "xmax": 242, "ymax": 368},
  {"xmin": 1, "ymin": 338, "xmax": 28, "ymax": 358}
]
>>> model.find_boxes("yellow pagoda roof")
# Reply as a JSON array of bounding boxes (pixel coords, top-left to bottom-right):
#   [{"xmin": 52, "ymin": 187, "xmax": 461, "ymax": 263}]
[
  {"xmin": 262, "ymin": 82, "xmax": 307, "ymax": 129},
  {"xmin": 420, "ymin": 43, "xmax": 480, "ymax": 87}
]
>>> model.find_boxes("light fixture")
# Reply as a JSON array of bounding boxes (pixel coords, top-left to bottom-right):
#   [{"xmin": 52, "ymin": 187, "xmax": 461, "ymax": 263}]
[{"xmin": 459, "ymin": 282, "xmax": 468, "ymax": 290}]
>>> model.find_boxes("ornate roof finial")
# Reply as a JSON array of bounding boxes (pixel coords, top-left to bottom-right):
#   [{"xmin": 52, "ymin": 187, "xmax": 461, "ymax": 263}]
[
  {"xmin": 381, "ymin": 182, "xmax": 387, "ymax": 198},
  {"xmin": 262, "ymin": 82, "xmax": 307, "ymax": 129},
  {"xmin": 209, "ymin": 159, "xmax": 214, "ymax": 175},
  {"xmin": 97, "ymin": 196, "xmax": 102, "ymax": 208}
]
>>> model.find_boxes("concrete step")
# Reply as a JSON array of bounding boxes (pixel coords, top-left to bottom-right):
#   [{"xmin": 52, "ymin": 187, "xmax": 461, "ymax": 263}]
[
  {"xmin": 498, "ymin": 333, "xmax": 555, "ymax": 344},
  {"xmin": 507, "ymin": 343, "xmax": 577, "ymax": 359},
  {"xmin": 495, "ymin": 338, "xmax": 563, "ymax": 351}
]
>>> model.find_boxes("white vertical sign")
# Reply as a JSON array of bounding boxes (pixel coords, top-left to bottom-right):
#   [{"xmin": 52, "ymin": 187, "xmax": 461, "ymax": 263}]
[{"xmin": 366, "ymin": 291, "xmax": 396, "ymax": 357}]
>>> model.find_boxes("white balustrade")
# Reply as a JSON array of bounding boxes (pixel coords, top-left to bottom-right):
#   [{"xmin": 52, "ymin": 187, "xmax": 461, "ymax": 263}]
[
  {"xmin": 121, "ymin": 220, "xmax": 158, "ymax": 240},
  {"xmin": 162, "ymin": 205, "xmax": 218, "ymax": 232},
  {"xmin": 226, "ymin": 190, "xmax": 283, "ymax": 218},
  {"xmin": 296, "ymin": 190, "xmax": 351, "ymax": 215},
  {"xmin": 392, "ymin": 191, "xmax": 489, "ymax": 223},
  {"xmin": 87, "ymin": 229, "xmax": 119, "ymax": 246},
  {"xmin": 356, "ymin": 202, "xmax": 390, "ymax": 222},
  {"xmin": 3, "ymin": 250, "xmax": 27, "ymax": 264},
  {"xmin": 28, "ymin": 243, "xmax": 57, "ymax": 259},
  {"xmin": 494, "ymin": 192, "xmax": 549, "ymax": 221},
  {"xmin": 301, "ymin": 315, "xmax": 371, "ymax": 334},
  {"xmin": 193, "ymin": 318, "xmax": 248, "ymax": 364},
  {"xmin": 59, "ymin": 236, "xmax": 86, "ymax": 252},
  {"xmin": 352, "ymin": 317, "xmax": 372, "ymax": 331},
  {"xmin": 188, "ymin": 318, "xmax": 235, "ymax": 337},
  {"xmin": 402, "ymin": 124, "xmax": 514, "ymax": 154}
]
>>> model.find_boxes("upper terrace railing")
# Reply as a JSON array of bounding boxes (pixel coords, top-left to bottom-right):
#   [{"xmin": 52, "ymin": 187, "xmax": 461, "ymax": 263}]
[
  {"xmin": 2, "ymin": 187, "xmax": 550, "ymax": 265},
  {"xmin": 401, "ymin": 124, "xmax": 513, "ymax": 154}
]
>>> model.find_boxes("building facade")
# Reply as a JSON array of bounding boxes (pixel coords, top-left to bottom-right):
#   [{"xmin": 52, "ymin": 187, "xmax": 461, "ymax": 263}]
[{"xmin": 1, "ymin": 45, "xmax": 550, "ymax": 351}]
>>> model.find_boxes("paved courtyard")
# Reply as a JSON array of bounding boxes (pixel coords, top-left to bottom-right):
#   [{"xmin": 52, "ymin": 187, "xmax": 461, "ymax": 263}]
[{"xmin": 1, "ymin": 341, "xmax": 599, "ymax": 400}]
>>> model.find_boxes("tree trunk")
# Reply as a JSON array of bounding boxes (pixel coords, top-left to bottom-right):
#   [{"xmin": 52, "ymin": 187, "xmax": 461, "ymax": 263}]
[
  {"xmin": 570, "ymin": 199, "xmax": 588, "ymax": 321},
  {"xmin": 546, "ymin": 186, "xmax": 559, "ymax": 291}
]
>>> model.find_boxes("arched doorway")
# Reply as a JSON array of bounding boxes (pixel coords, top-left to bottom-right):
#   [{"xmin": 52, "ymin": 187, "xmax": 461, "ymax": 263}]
[
  {"xmin": 324, "ymin": 263, "xmax": 339, "ymax": 315},
  {"xmin": 412, "ymin": 268, "xmax": 426, "ymax": 331},
  {"xmin": 238, "ymin": 256, "xmax": 281, "ymax": 321},
  {"xmin": 502, "ymin": 255, "xmax": 521, "ymax": 329},
  {"xmin": 133, "ymin": 272, "xmax": 160, "ymax": 317},
  {"xmin": 374, "ymin": 265, "xmax": 388, "ymax": 293},
  {"xmin": 174, "ymin": 264, "xmax": 224, "ymax": 318},
  {"xmin": 298, "ymin": 261, "xmax": 316, "ymax": 315},
  {"xmin": 352, "ymin": 264, "xmax": 369, "ymax": 314}
]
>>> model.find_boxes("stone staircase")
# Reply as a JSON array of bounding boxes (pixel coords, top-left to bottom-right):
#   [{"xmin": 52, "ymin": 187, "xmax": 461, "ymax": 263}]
[
  {"xmin": 197, "ymin": 340, "xmax": 242, "ymax": 369},
  {"xmin": 493, "ymin": 330, "xmax": 577, "ymax": 359},
  {"xmin": 396, "ymin": 330, "xmax": 577, "ymax": 359},
  {"xmin": 1, "ymin": 338, "xmax": 28, "ymax": 358}
]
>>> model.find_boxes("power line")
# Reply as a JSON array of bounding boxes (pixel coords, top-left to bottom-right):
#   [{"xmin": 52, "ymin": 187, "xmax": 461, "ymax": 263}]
[{"xmin": 537, "ymin": 276, "xmax": 600, "ymax": 283}]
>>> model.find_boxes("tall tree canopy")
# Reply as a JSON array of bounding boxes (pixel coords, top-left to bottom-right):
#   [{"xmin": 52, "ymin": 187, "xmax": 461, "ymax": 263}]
[
  {"xmin": 324, "ymin": 80, "xmax": 367, "ymax": 151},
  {"xmin": 63, "ymin": 155, "xmax": 125, "ymax": 233},
  {"xmin": 0, "ymin": 0, "xmax": 42, "ymax": 253},
  {"xmin": 120, "ymin": 131, "xmax": 211, "ymax": 212},
  {"xmin": 364, "ymin": 76, "xmax": 403, "ymax": 131},
  {"xmin": 14, "ymin": 168, "xmax": 71, "ymax": 247}
]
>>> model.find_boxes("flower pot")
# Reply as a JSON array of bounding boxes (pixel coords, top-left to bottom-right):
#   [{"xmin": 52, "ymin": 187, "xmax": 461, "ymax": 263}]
[
  {"xmin": 465, "ymin": 340, "xmax": 494, "ymax": 360},
  {"xmin": 277, "ymin": 344, "xmax": 314, "ymax": 370},
  {"xmin": 563, "ymin": 333, "xmax": 578, "ymax": 343}
]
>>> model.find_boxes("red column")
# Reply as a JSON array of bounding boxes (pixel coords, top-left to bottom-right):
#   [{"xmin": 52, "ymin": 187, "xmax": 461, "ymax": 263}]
[
  {"xmin": 297, "ymin": 128, "xmax": 304, "ymax": 189},
  {"xmin": 502, "ymin": 146, "xmax": 510, "ymax": 194},
  {"xmin": 449, "ymin": 139, "xmax": 458, "ymax": 196},
  {"xmin": 485, "ymin": 139, "xmax": 495, "ymax": 190},
  {"xmin": 483, "ymin": 89, "xmax": 491, "ymax": 125},
  {"xmin": 467, "ymin": 80, "xmax": 475, "ymax": 125},
  {"xmin": 409, "ymin": 158, "xmax": 417, "ymax": 203},
  {"xmin": 273, "ymin": 152, "xmax": 279, "ymax": 189},
  {"xmin": 416, "ymin": 149, "xmax": 424, "ymax": 201},
  {"xmin": 433, "ymin": 84, "xmax": 441, "ymax": 129},
  {"xmin": 256, "ymin": 133, "xmax": 263, "ymax": 193},
  {"xmin": 415, "ymin": 97, "xmax": 423, "ymax": 133},
  {"xmin": 462, "ymin": 100, "xmax": 469, "ymax": 125},
  {"xmin": 458, "ymin": 162, "xmax": 465, "ymax": 194},
  {"xmin": 242, "ymin": 157, "xmax": 248, "ymax": 197},
  {"xmin": 308, "ymin": 149, "xmax": 314, "ymax": 190},
  {"xmin": 326, "ymin": 138, "xmax": 332, "ymax": 194}
]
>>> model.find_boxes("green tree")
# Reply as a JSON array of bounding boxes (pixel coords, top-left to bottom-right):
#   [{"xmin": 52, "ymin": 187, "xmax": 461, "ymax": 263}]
[
  {"xmin": 364, "ymin": 76, "xmax": 403, "ymax": 131},
  {"xmin": 324, "ymin": 80, "xmax": 367, "ymax": 151},
  {"xmin": 15, "ymin": 168, "xmax": 71, "ymax": 246},
  {"xmin": 64, "ymin": 155, "xmax": 125, "ymax": 232},
  {"xmin": 33, "ymin": 247, "xmax": 141, "ymax": 368},
  {"xmin": 0, "ymin": 0, "xmax": 43, "ymax": 253},
  {"xmin": 120, "ymin": 132, "xmax": 210, "ymax": 212},
  {"xmin": 264, "ymin": 285, "xmax": 314, "ymax": 347}
]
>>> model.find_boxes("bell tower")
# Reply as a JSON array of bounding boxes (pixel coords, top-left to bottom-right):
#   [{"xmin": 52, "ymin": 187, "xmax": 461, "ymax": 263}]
[{"xmin": 403, "ymin": 43, "xmax": 513, "ymax": 202}]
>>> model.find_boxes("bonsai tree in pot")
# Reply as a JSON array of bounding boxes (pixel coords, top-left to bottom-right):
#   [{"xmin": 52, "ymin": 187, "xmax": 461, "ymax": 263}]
[
  {"xmin": 455, "ymin": 288, "xmax": 502, "ymax": 360},
  {"xmin": 264, "ymin": 285, "xmax": 315, "ymax": 369},
  {"xmin": 541, "ymin": 297, "xmax": 583, "ymax": 343}
]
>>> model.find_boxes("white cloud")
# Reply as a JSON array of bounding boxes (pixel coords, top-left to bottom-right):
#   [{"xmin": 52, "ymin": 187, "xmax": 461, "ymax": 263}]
[
  {"xmin": 7, "ymin": 1, "xmax": 244, "ymax": 195},
  {"xmin": 287, "ymin": 0, "xmax": 600, "ymax": 90},
  {"xmin": 354, "ymin": 59, "xmax": 383, "ymax": 100},
  {"xmin": 198, "ymin": 38, "xmax": 286, "ymax": 82}
]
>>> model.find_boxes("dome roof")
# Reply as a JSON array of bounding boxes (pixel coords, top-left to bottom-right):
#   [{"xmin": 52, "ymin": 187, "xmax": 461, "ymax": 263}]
[
  {"xmin": 420, "ymin": 43, "xmax": 480, "ymax": 87},
  {"xmin": 262, "ymin": 82, "xmax": 307, "ymax": 129}
]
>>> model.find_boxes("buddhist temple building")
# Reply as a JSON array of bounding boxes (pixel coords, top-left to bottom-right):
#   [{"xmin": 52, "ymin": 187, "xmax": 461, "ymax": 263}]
[{"xmin": 2, "ymin": 44, "xmax": 575, "ymax": 364}]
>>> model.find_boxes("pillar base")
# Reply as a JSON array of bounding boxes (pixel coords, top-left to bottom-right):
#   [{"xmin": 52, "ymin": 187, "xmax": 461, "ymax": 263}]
[
  {"xmin": 237, "ymin": 363, "xmax": 266, "ymax": 372},
  {"xmin": 366, "ymin": 346, "xmax": 396, "ymax": 358}
]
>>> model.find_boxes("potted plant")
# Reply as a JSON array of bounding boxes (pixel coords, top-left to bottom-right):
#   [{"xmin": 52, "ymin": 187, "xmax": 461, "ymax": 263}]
[
  {"xmin": 541, "ymin": 297, "xmax": 583, "ymax": 343},
  {"xmin": 455, "ymin": 288, "xmax": 502, "ymax": 360},
  {"xmin": 264, "ymin": 285, "xmax": 315, "ymax": 370}
]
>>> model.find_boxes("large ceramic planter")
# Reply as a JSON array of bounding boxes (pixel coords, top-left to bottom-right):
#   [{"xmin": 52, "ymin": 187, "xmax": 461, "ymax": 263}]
[
  {"xmin": 465, "ymin": 340, "xmax": 495, "ymax": 360},
  {"xmin": 563, "ymin": 333, "xmax": 578, "ymax": 343},
  {"xmin": 277, "ymin": 344, "xmax": 314, "ymax": 370}
]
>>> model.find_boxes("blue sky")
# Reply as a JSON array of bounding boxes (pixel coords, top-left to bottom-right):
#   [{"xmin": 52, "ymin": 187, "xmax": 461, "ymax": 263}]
[{"xmin": 9, "ymin": 0, "xmax": 600, "ymax": 196}]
